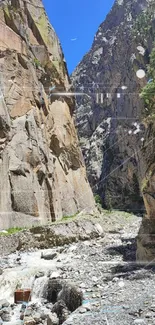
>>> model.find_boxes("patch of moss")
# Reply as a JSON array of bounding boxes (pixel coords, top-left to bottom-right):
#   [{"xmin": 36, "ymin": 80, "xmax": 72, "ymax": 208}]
[
  {"xmin": 140, "ymin": 45, "xmax": 155, "ymax": 118},
  {"xmin": 35, "ymin": 11, "xmax": 51, "ymax": 47},
  {"xmin": 0, "ymin": 227, "xmax": 25, "ymax": 236},
  {"xmin": 141, "ymin": 177, "xmax": 149, "ymax": 192},
  {"xmin": 3, "ymin": 5, "xmax": 11, "ymax": 18},
  {"xmin": 141, "ymin": 170, "xmax": 153, "ymax": 192},
  {"xmin": 33, "ymin": 58, "xmax": 41, "ymax": 68},
  {"xmin": 62, "ymin": 213, "xmax": 79, "ymax": 221},
  {"xmin": 104, "ymin": 209, "xmax": 113, "ymax": 215}
]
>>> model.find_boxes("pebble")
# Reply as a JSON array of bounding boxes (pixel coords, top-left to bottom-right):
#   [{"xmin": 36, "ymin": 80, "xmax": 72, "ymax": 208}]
[
  {"xmin": 78, "ymin": 307, "xmax": 87, "ymax": 314},
  {"xmin": 79, "ymin": 283, "xmax": 86, "ymax": 288},
  {"xmin": 112, "ymin": 277, "xmax": 119, "ymax": 282},
  {"xmin": 133, "ymin": 319, "xmax": 146, "ymax": 325},
  {"xmin": 50, "ymin": 271, "xmax": 61, "ymax": 279},
  {"xmin": 118, "ymin": 281, "xmax": 125, "ymax": 288},
  {"xmin": 145, "ymin": 312, "xmax": 152, "ymax": 318},
  {"xmin": 83, "ymin": 303, "xmax": 91, "ymax": 311}
]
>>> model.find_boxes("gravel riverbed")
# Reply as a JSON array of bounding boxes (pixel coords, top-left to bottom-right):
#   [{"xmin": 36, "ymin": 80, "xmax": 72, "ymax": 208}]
[{"xmin": 0, "ymin": 212, "xmax": 154, "ymax": 325}]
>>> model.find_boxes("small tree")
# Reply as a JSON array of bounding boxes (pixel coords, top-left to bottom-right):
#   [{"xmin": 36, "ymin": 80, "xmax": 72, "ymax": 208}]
[
  {"xmin": 140, "ymin": 45, "xmax": 155, "ymax": 117},
  {"xmin": 94, "ymin": 194, "xmax": 102, "ymax": 205}
]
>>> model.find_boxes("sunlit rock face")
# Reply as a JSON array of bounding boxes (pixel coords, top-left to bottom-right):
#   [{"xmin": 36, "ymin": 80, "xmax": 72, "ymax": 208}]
[
  {"xmin": 137, "ymin": 121, "xmax": 155, "ymax": 262},
  {"xmin": 0, "ymin": 0, "xmax": 95, "ymax": 228},
  {"xmin": 72, "ymin": 0, "xmax": 153, "ymax": 213}
]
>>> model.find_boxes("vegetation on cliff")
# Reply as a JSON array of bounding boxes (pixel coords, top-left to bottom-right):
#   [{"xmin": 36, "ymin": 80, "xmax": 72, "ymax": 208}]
[
  {"xmin": 133, "ymin": 0, "xmax": 155, "ymax": 41},
  {"xmin": 140, "ymin": 46, "xmax": 155, "ymax": 117}
]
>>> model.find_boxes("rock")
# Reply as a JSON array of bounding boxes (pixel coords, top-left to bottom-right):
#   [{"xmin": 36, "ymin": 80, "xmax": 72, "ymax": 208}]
[
  {"xmin": 83, "ymin": 303, "xmax": 91, "ymax": 311},
  {"xmin": 46, "ymin": 303, "xmax": 54, "ymax": 310},
  {"xmin": 33, "ymin": 312, "xmax": 42, "ymax": 322},
  {"xmin": 50, "ymin": 271, "xmax": 61, "ymax": 279},
  {"xmin": 118, "ymin": 281, "xmax": 125, "ymax": 288},
  {"xmin": 47, "ymin": 279, "xmax": 63, "ymax": 303},
  {"xmin": 0, "ymin": 299, "xmax": 10, "ymax": 307},
  {"xmin": 149, "ymin": 304, "xmax": 155, "ymax": 311},
  {"xmin": 79, "ymin": 283, "xmax": 86, "ymax": 288},
  {"xmin": 112, "ymin": 277, "xmax": 119, "ymax": 282},
  {"xmin": 78, "ymin": 307, "xmax": 87, "ymax": 314},
  {"xmin": 24, "ymin": 317, "xmax": 36, "ymax": 325},
  {"xmin": 145, "ymin": 312, "xmax": 152, "ymax": 318},
  {"xmin": 41, "ymin": 252, "xmax": 57, "ymax": 260},
  {"xmin": 71, "ymin": 0, "xmax": 149, "ymax": 214},
  {"xmin": 0, "ymin": 0, "xmax": 95, "ymax": 230},
  {"xmin": 0, "ymin": 216, "xmax": 103, "ymax": 255},
  {"xmin": 94, "ymin": 224, "xmax": 103, "ymax": 236},
  {"xmin": 1, "ymin": 311, "xmax": 11, "ymax": 322},
  {"xmin": 25, "ymin": 307, "xmax": 33, "ymax": 317},
  {"xmin": 35, "ymin": 271, "xmax": 45, "ymax": 279},
  {"xmin": 52, "ymin": 300, "xmax": 69, "ymax": 324},
  {"xmin": 58, "ymin": 283, "xmax": 83, "ymax": 312},
  {"xmin": 47, "ymin": 312, "xmax": 59, "ymax": 325},
  {"xmin": 133, "ymin": 319, "xmax": 146, "ymax": 325}
]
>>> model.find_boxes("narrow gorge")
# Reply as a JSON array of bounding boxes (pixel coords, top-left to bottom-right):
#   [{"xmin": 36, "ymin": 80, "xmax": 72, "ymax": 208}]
[
  {"xmin": 72, "ymin": 0, "xmax": 155, "ymax": 262},
  {"xmin": 0, "ymin": 0, "xmax": 155, "ymax": 324}
]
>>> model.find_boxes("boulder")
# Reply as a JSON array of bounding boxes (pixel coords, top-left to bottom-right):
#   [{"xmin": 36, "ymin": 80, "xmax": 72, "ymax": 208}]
[{"xmin": 47, "ymin": 313, "xmax": 59, "ymax": 325}]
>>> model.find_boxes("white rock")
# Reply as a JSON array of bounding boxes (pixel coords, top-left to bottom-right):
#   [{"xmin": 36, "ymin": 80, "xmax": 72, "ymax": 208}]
[
  {"xmin": 95, "ymin": 223, "xmax": 103, "ymax": 235},
  {"xmin": 133, "ymin": 319, "xmax": 146, "ymax": 325},
  {"xmin": 50, "ymin": 271, "xmax": 61, "ymax": 279},
  {"xmin": 136, "ymin": 69, "xmax": 146, "ymax": 79},
  {"xmin": 118, "ymin": 280, "xmax": 125, "ymax": 288},
  {"xmin": 137, "ymin": 46, "xmax": 145, "ymax": 56}
]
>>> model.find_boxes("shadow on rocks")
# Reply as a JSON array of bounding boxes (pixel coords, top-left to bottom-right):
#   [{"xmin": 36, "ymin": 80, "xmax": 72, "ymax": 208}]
[
  {"xmin": 107, "ymin": 238, "xmax": 155, "ymax": 279},
  {"xmin": 107, "ymin": 237, "xmax": 137, "ymax": 262}
]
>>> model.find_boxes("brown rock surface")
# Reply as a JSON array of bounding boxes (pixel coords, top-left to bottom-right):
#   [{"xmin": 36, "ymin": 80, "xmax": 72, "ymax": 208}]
[
  {"xmin": 137, "ymin": 121, "xmax": 155, "ymax": 262},
  {"xmin": 0, "ymin": 0, "xmax": 95, "ymax": 228},
  {"xmin": 0, "ymin": 213, "xmax": 104, "ymax": 255}
]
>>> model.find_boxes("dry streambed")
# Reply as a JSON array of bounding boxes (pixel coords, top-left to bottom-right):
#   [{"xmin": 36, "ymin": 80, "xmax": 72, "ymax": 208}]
[{"xmin": 0, "ymin": 211, "xmax": 154, "ymax": 325}]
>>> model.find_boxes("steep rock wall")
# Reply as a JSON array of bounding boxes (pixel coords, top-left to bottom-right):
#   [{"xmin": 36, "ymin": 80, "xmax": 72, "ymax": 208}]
[
  {"xmin": 72, "ymin": 0, "xmax": 152, "ymax": 213},
  {"xmin": 0, "ymin": 0, "xmax": 95, "ymax": 228}
]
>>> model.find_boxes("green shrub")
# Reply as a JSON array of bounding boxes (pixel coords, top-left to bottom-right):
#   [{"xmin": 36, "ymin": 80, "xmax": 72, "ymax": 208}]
[
  {"xmin": 140, "ymin": 45, "xmax": 155, "ymax": 117},
  {"xmin": 133, "ymin": 0, "xmax": 155, "ymax": 41},
  {"xmin": 94, "ymin": 194, "xmax": 102, "ymax": 205},
  {"xmin": 33, "ymin": 58, "xmax": 41, "ymax": 68}
]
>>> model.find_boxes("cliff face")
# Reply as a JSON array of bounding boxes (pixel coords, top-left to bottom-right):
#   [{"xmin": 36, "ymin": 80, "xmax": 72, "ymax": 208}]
[
  {"xmin": 72, "ymin": 0, "xmax": 152, "ymax": 213},
  {"xmin": 0, "ymin": 0, "xmax": 95, "ymax": 229}
]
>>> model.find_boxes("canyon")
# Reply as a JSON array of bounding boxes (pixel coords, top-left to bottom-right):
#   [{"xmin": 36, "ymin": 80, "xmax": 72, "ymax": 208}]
[
  {"xmin": 0, "ymin": 0, "xmax": 155, "ymax": 323},
  {"xmin": 72, "ymin": 0, "xmax": 155, "ymax": 262}
]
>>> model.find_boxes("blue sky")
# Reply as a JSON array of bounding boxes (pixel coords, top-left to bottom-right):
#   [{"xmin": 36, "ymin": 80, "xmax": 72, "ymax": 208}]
[{"xmin": 43, "ymin": 0, "xmax": 115, "ymax": 74}]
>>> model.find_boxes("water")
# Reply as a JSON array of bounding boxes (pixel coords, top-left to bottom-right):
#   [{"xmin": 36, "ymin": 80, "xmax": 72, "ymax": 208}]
[
  {"xmin": 2, "ymin": 304, "xmax": 23, "ymax": 325},
  {"xmin": 32, "ymin": 275, "xmax": 48, "ymax": 301},
  {"xmin": 3, "ymin": 320, "xmax": 23, "ymax": 325},
  {"xmin": 0, "ymin": 249, "xmax": 62, "ymax": 302},
  {"xmin": 0, "ymin": 247, "xmax": 75, "ymax": 323}
]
